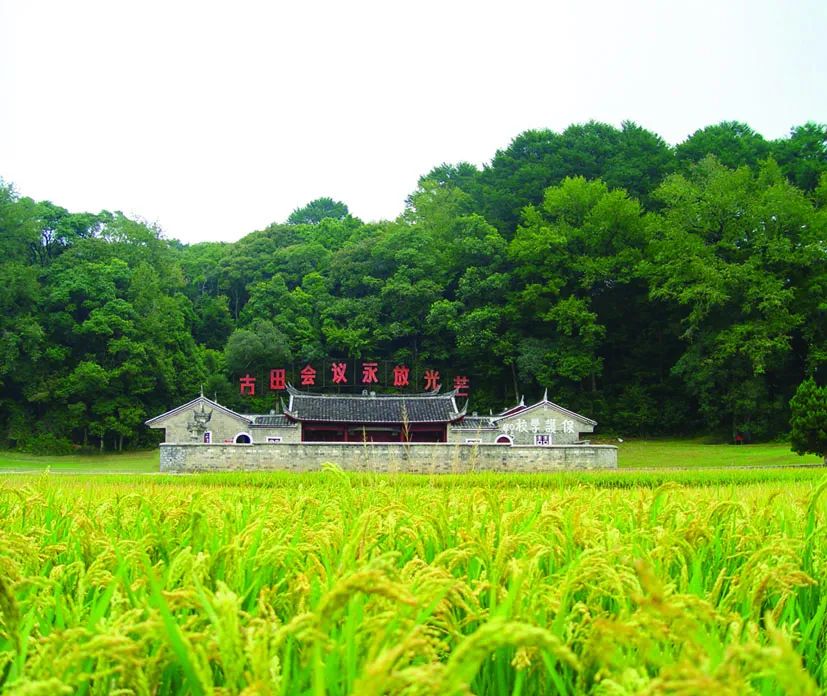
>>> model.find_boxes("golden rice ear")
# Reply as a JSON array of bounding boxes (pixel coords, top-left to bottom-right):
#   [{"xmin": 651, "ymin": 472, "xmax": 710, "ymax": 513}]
[{"xmin": 1, "ymin": 470, "xmax": 825, "ymax": 693}]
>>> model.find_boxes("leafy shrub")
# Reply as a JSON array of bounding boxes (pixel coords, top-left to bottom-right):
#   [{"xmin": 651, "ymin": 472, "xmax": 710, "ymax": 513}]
[{"xmin": 19, "ymin": 433, "xmax": 75, "ymax": 455}]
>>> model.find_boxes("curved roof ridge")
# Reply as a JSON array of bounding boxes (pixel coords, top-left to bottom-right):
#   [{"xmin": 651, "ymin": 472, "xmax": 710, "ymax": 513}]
[{"xmin": 287, "ymin": 383, "xmax": 455, "ymax": 399}]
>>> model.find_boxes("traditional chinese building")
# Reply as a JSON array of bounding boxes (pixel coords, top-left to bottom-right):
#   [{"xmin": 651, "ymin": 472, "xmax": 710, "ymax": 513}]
[
  {"xmin": 146, "ymin": 386, "xmax": 614, "ymax": 472},
  {"xmin": 284, "ymin": 386, "xmax": 464, "ymax": 442},
  {"xmin": 147, "ymin": 386, "xmax": 596, "ymax": 446}
]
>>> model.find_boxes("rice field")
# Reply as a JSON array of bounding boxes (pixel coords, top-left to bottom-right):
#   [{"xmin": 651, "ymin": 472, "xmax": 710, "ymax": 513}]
[{"xmin": 1, "ymin": 468, "xmax": 827, "ymax": 694}]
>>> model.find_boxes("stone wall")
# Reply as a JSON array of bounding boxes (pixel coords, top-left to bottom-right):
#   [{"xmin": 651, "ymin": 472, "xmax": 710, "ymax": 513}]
[{"xmin": 160, "ymin": 442, "xmax": 617, "ymax": 473}]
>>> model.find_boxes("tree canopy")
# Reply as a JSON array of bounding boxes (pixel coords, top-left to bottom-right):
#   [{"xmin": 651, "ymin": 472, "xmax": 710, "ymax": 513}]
[
  {"xmin": 287, "ymin": 198, "xmax": 350, "ymax": 225},
  {"xmin": 1, "ymin": 118, "xmax": 826, "ymax": 451}
]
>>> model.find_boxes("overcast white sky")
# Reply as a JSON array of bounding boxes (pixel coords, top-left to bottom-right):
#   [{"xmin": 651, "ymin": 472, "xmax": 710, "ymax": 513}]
[{"xmin": 1, "ymin": 0, "xmax": 825, "ymax": 244}]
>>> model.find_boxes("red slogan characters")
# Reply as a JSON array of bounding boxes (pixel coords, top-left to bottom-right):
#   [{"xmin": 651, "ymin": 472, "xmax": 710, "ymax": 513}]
[
  {"xmin": 393, "ymin": 364, "xmax": 409, "ymax": 387},
  {"xmin": 300, "ymin": 364, "xmax": 316, "ymax": 386},
  {"xmin": 238, "ymin": 361, "xmax": 470, "ymax": 396},
  {"xmin": 331, "ymin": 361, "xmax": 348, "ymax": 384},
  {"xmin": 270, "ymin": 369, "xmax": 286, "ymax": 391},
  {"xmin": 423, "ymin": 369, "xmax": 440, "ymax": 391},
  {"xmin": 453, "ymin": 375, "xmax": 470, "ymax": 398},
  {"xmin": 239, "ymin": 374, "xmax": 256, "ymax": 396},
  {"xmin": 361, "ymin": 362, "xmax": 379, "ymax": 384}
]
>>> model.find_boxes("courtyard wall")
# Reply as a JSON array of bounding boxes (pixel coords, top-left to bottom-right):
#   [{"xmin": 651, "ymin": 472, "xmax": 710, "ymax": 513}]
[{"xmin": 159, "ymin": 442, "xmax": 617, "ymax": 473}]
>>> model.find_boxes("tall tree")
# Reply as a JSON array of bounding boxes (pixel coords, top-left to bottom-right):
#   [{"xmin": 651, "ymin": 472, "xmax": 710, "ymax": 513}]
[
  {"xmin": 287, "ymin": 197, "xmax": 349, "ymax": 225},
  {"xmin": 789, "ymin": 378, "xmax": 827, "ymax": 464},
  {"xmin": 772, "ymin": 122, "xmax": 827, "ymax": 192},
  {"xmin": 644, "ymin": 157, "xmax": 825, "ymax": 436},
  {"xmin": 675, "ymin": 121, "xmax": 770, "ymax": 171},
  {"xmin": 479, "ymin": 121, "xmax": 674, "ymax": 235},
  {"xmin": 225, "ymin": 320, "xmax": 293, "ymax": 376}
]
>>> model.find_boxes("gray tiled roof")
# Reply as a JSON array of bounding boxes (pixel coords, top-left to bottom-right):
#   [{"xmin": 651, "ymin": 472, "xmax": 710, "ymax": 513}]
[
  {"xmin": 492, "ymin": 399, "xmax": 597, "ymax": 426},
  {"xmin": 451, "ymin": 416, "xmax": 498, "ymax": 430},
  {"xmin": 252, "ymin": 415, "xmax": 293, "ymax": 427},
  {"xmin": 286, "ymin": 386, "xmax": 463, "ymax": 423}
]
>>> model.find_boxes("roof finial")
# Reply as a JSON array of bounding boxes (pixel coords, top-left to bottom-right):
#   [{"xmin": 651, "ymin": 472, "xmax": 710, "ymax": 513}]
[
  {"xmin": 200, "ymin": 384, "xmax": 204, "ymax": 397},
  {"xmin": 519, "ymin": 394, "xmax": 525, "ymax": 406},
  {"xmin": 542, "ymin": 388, "xmax": 548, "ymax": 402}
]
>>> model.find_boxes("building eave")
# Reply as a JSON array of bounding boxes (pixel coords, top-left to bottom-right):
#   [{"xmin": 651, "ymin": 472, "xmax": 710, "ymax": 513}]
[
  {"xmin": 288, "ymin": 416, "xmax": 458, "ymax": 424},
  {"xmin": 286, "ymin": 383, "xmax": 457, "ymax": 399},
  {"xmin": 492, "ymin": 399, "xmax": 597, "ymax": 426},
  {"xmin": 145, "ymin": 395, "xmax": 252, "ymax": 427}
]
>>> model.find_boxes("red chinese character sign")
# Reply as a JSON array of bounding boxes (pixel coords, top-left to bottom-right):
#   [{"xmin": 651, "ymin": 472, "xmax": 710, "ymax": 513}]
[
  {"xmin": 300, "ymin": 364, "xmax": 316, "ymax": 386},
  {"xmin": 361, "ymin": 362, "xmax": 379, "ymax": 384},
  {"xmin": 239, "ymin": 374, "xmax": 256, "ymax": 395},
  {"xmin": 393, "ymin": 364, "xmax": 409, "ymax": 387},
  {"xmin": 424, "ymin": 369, "xmax": 440, "ymax": 391},
  {"xmin": 236, "ymin": 361, "xmax": 469, "ymax": 397},
  {"xmin": 331, "ymin": 361, "xmax": 348, "ymax": 384},
  {"xmin": 270, "ymin": 369, "xmax": 286, "ymax": 391},
  {"xmin": 453, "ymin": 375, "xmax": 470, "ymax": 398}
]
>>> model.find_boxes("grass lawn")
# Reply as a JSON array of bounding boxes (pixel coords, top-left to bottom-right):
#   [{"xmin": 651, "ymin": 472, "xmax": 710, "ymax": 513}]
[
  {"xmin": 614, "ymin": 437, "xmax": 823, "ymax": 468},
  {"xmin": 0, "ymin": 439, "xmax": 822, "ymax": 473},
  {"xmin": 0, "ymin": 449, "xmax": 159, "ymax": 473}
]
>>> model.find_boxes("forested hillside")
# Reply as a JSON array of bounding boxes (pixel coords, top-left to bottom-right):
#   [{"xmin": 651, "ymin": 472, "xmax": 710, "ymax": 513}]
[{"xmin": 2, "ymin": 120, "xmax": 826, "ymax": 451}]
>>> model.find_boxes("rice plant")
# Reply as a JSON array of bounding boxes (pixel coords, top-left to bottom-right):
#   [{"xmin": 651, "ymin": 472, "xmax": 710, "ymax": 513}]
[{"xmin": 0, "ymin": 469, "xmax": 825, "ymax": 694}]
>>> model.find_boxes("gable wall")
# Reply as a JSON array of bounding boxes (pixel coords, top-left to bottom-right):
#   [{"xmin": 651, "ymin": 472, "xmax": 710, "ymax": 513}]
[
  {"xmin": 496, "ymin": 404, "xmax": 594, "ymax": 444},
  {"xmin": 149, "ymin": 407, "xmax": 252, "ymax": 443}
]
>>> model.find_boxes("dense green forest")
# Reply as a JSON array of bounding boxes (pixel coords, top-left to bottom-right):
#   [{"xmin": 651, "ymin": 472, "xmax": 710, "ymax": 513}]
[{"xmin": 2, "ymin": 120, "xmax": 826, "ymax": 452}]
